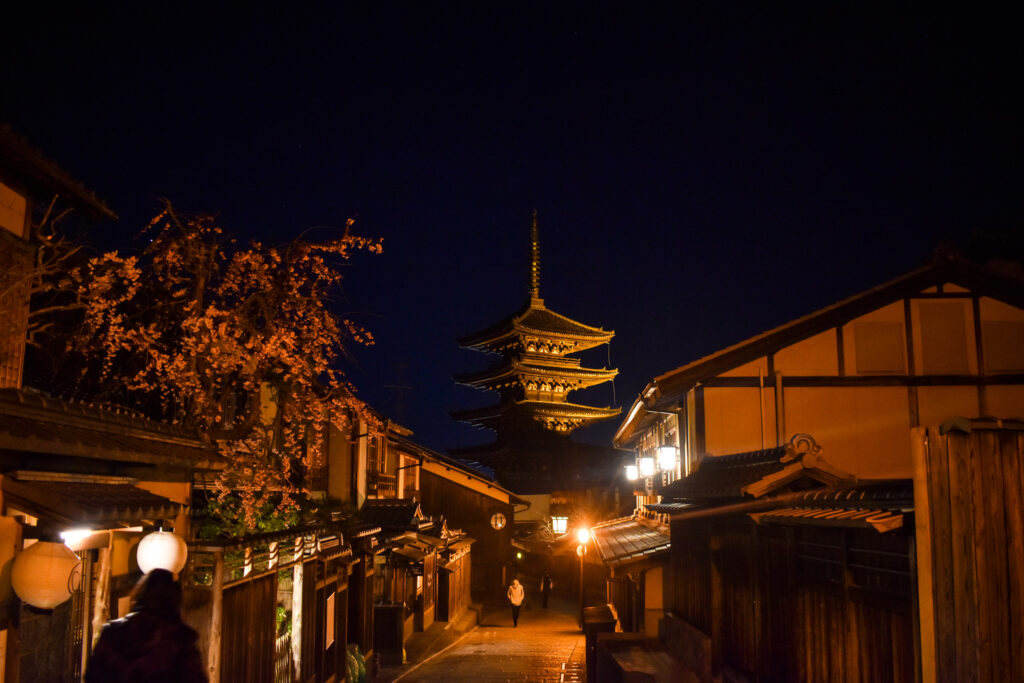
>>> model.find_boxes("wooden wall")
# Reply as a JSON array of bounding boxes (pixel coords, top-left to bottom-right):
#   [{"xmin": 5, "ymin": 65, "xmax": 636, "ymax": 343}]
[
  {"xmin": 420, "ymin": 470, "xmax": 512, "ymax": 597},
  {"xmin": 438, "ymin": 553, "xmax": 471, "ymax": 622},
  {"xmin": 913, "ymin": 425, "xmax": 1024, "ymax": 683},
  {"xmin": 221, "ymin": 573, "xmax": 276, "ymax": 683},
  {"xmin": 669, "ymin": 516, "xmax": 917, "ymax": 682}
]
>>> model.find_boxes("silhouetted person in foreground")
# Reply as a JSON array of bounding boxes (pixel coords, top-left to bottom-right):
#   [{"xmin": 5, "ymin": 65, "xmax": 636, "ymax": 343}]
[
  {"xmin": 507, "ymin": 577, "xmax": 525, "ymax": 627},
  {"xmin": 540, "ymin": 572, "xmax": 553, "ymax": 608},
  {"xmin": 86, "ymin": 568, "xmax": 207, "ymax": 683}
]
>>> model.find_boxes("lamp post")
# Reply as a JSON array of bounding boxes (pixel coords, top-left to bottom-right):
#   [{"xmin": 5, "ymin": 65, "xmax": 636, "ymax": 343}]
[{"xmin": 576, "ymin": 526, "xmax": 590, "ymax": 629}]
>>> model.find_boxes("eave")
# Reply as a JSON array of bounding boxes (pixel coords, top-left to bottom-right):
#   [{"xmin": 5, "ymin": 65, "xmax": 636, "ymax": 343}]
[
  {"xmin": 615, "ymin": 257, "xmax": 1024, "ymax": 442},
  {"xmin": 0, "ymin": 124, "xmax": 117, "ymax": 220},
  {"xmin": 458, "ymin": 298, "xmax": 614, "ymax": 352},
  {"xmin": 454, "ymin": 360, "xmax": 618, "ymax": 389},
  {"xmin": 452, "ymin": 399, "xmax": 621, "ymax": 425}
]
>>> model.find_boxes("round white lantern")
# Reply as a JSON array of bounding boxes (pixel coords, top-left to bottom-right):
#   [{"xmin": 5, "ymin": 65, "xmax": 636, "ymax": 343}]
[
  {"xmin": 11, "ymin": 541, "xmax": 81, "ymax": 609},
  {"xmin": 137, "ymin": 530, "xmax": 188, "ymax": 574}
]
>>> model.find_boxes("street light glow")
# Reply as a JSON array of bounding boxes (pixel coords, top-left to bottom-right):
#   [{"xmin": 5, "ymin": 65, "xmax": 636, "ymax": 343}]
[
  {"xmin": 657, "ymin": 445, "xmax": 677, "ymax": 471},
  {"xmin": 639, "ymin": 456, "xmax": 656, "ymax": 476},
  {"xmin": 576, "ymin": 527, "xmax": 590, "ymax": 544}
]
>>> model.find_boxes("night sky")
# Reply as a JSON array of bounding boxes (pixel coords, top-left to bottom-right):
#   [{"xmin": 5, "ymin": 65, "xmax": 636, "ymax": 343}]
[{"xmin": 4, "ymin": 5, "xmax": 1022, "ymax": 453}]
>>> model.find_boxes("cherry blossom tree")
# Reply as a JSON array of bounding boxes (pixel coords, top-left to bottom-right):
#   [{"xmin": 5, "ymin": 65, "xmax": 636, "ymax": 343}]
[{"xmin": 69, "ymin": 201, "xmax": 382, "ymax": 528}]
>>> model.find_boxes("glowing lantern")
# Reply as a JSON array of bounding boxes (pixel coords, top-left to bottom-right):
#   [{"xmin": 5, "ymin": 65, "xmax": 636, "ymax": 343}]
[
  {"xmin": 137, "ymin": 530, "xmax": 188, "ymax": 574},
  {"xmin": 11, "ymin": 541, "xmax": 81, "ymax": 609},
  {"xmin": 639, "ymin": 457, "xmax": 656, "ymax": 477},
  {"xmin": 625, "ymin": 464, "xmax": 639, "ymax": 481},
  {"xmin": 657, "ymin": 445, "xmax": 678, "ymax": 471},
  {"xmin": 576, "ymin": 527, "xmax": 591, "ymax": 545}
]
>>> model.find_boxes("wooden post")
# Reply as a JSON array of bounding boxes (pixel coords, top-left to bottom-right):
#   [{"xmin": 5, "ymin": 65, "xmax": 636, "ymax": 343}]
[
  {"xmin": 911, "ymin": 426, "xmax": 936, "ymax": 683},
  {"xmin": 208, "ymin": 549, "xmax": 224, "ymax": 683},
  {"xmin": 243, "ymin": 546, "xmax": 253, "ymax": 577},
  {"xmin": 91, "ymin": 533, "xmax": 112, "ymax": 648},
  {"xmin": 292, "ymin": 559, "xmax": 304, "ymax": 682},
  {"xmin": 269, "ymin": 541, "xmax": 279, "ymax": 569}
]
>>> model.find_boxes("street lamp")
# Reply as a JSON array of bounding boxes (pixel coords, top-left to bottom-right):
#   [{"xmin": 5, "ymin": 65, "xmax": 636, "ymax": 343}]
[
  {"xmin": 639, "ymin": 456, "xmax": 656, "ymax": 477},
  {"xmin": 657, "ymin": 445, "xmax": 678, "ymax": 472},
  {"xmin": 575, "ymin": 526, "xmax": 590, "ymax": 629}
]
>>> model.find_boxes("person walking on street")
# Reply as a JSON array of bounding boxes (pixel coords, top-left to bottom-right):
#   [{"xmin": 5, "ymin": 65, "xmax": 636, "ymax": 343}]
[
  {"xmin": 86, "ymin": 568, "xmax": 207, "ymax": 683},
  {"xmin": 507, "ymin": 577, "xmax": 525, "ymax": 627},
  {"xmin": 540, "ymin": 572, "xmax": 553, "ymax": 608}
]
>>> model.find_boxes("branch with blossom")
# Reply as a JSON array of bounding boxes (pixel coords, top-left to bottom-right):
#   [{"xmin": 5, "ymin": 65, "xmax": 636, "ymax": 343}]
[{"xmin": 70, "ymin": 201, "xmax": 382, "ymax": 528}]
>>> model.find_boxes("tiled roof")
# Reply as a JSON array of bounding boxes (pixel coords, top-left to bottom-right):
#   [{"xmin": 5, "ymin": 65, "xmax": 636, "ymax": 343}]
[
  {"xmin": 748, "ymin": 480, "xmax": 913, "ymax": 533},
  {"xmin": 458, "ymin": 299, "xmax": 613, "ymax": 350},
  {"xmin": 591, "ymin": 516, "xmax": 671, "ymax": 566},
  {"xmin": 660, "ymin": 446, "xmax": 789, "ymax": 502},
  {"xmin": 644, "ymin": 502, "xmax": 691, "ymax": 514},
  {"xmin": 659, "ymin": 437, "xmax": 854, "ymax": 503},
  {"xmin": 1, "ymin": 473, "xmax": 182, "ymax": 527},
  {"xmin": 0, "ymin": 389, "xmax": 221, "ymax": 469},
  {"xmin": 452, "ymin": 399, "xmax": 620, "ymax": 424},
  {"xmin": 453, "ymin": 357, "xmax": 617, "ymax": 388},
  {"xmin": 360, "ymin": 498, "xmax": 424, "ymax": 531}
]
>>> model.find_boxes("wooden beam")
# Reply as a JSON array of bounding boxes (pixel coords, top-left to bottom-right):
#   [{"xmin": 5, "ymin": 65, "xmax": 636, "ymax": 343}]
[{"xmin": 208, "ymin": 549, "xmax": 224, "ymax": 683}]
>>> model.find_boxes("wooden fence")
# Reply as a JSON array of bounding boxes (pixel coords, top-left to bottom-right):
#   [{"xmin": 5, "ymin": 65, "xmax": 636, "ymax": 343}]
[
  {"xmin": 668, "ymin": 516, "xmax": 917, "ymax": 682},
  {"xmin": 912, "ymin": 422, "xmax": 1024, "ymax": 683},
  {"xmin": 183, "ymin": 525, "xmax": 355, "ymax": 683}
]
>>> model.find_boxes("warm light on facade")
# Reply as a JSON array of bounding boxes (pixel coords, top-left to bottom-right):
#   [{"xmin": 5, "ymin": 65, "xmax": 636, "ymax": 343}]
[
  {"xmin": 625, "ymin": 464, "xmax": 639, "ymax": 480},
  {"xmin": 59, "ymin": 528, "xmax": 93, "ymax": 547},
  {"xmin": 657, "ymin": 445, "xmax": 678, "ymax": 471},
  {"xmin": 551, "ymin": 516, "xmax": 568, "ymax": 535},
  {"xmin": 639, "ymin": 457, "xmax": 656, "ymax": 477}
]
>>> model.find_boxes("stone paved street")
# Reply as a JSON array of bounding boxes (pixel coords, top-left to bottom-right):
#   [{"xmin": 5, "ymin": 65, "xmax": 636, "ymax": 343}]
[{"xmin": 393, "ymin": 593, "xmax": 586, "ymax": 682}]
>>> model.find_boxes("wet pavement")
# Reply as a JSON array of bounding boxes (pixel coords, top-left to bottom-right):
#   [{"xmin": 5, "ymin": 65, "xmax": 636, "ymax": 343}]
[{"xmin": 392, "ymin": 591, "xmax": 586, "ymax": 682}]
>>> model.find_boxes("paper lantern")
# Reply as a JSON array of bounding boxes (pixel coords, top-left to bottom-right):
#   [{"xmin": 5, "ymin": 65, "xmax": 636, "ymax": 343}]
[
  {"xmin": 11, "ymin": 541, "xmax": 81, "ymax": 609},
  {"xmin": 137, "ymin": 530, "xmax": 188, "ymax": 574}
]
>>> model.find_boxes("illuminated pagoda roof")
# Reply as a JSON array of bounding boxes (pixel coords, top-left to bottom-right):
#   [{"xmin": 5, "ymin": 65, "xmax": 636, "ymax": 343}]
[
  {"xmin": 457, "ymin": 297, "xmax": 614, "ymax": 355},
  {"xmin": 452, "ymin": 398, "xmax": 621, "ymax": 433},
  {"xmin": 454, "ymin": 354, "xmax": 618, "ymax": 393},
  {"xmin": 452, "ymin": 211, "xmax": 620, "ymax": 442}
]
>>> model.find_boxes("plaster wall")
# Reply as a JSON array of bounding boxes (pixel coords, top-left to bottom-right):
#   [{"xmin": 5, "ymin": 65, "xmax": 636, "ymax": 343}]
[
  {"xmin": 774, "ymin": 330, "xmax": 839, "ymax": 376},
  {"xmin": 703, "ymin": 387, "xmax": 774, "ymax": 455},
  {"xmin": 917, "ymin": 386, "xmax": 980, "ymax": 427},
  {"xmin": 644, "ymin": 565, "xmax": 663, "ymax": 638},
  {"xmin": 326, "ymin": 422, "xmax": 354, "ymax": 503},
  {"xmin": 784, "ymin": 386, "xmax": 912, "ymax": 478},
  {"xmin": 0, "ymin": 181, "xmax": 27, "ymax": 238},
  {"xmin": 515, "ymin": 494, "xmax": 550, "ymax": 522},
  {"xmin": 987, "ymin": 386, "xmax": 1024, "ymax": 419}
]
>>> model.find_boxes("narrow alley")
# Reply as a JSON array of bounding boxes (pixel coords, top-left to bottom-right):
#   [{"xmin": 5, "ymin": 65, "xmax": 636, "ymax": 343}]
[{"xmin": 393, "ymin": 585, "xmax": 586, "ymax": 683}]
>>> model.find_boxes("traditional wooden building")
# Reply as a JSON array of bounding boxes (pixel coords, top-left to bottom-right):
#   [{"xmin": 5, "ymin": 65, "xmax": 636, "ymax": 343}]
[
  {"xmin": 615, "ymin": 255, "xmax": 1024, "ymax": 512},
  {"xmin": 599, "ymin": 254, "xmax": 1024, "ymax": 682},
  {"xmin": 452, "ymin": 213, "xmax": 624, "ymax": 528},
  {"xmin": 386, "ymin": 432, "xmax": 524, "ymax": 600},
  {"xmin": 595, "ymin": 454, "xmax": 918, "ymax": 682},
  {"xmin": 0, "ymin": 128, "xmax": 232, "ymax": 683}
]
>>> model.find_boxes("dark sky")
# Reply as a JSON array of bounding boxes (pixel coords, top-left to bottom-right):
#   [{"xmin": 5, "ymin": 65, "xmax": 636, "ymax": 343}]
[{"xmin": 4, "ymin": 4, "xmax": 1022, "ymax": 453}]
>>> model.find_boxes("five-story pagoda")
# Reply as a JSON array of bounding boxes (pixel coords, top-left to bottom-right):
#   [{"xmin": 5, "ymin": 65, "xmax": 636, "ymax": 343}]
[{"xmin": 452, "ymin": 213, "xmax": 622, "ymax": 497}]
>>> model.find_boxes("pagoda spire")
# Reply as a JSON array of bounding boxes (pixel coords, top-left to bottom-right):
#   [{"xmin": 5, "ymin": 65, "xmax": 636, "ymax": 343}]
[{"xmin": 529, "ymin": 209, "xmax": 541, "ymax": 301}]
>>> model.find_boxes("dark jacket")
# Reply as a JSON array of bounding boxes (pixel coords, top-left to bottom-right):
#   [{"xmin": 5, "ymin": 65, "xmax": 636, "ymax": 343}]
[{"xmin": 86, "ymin": 610, "xmax": 207, "ymax": 683}]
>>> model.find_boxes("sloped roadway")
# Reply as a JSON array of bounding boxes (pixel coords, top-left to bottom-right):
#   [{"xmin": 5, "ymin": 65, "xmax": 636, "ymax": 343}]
[{"xmin": 392, "ymin": 584, "xmax": 586, "ymax": 682}]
